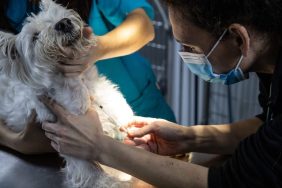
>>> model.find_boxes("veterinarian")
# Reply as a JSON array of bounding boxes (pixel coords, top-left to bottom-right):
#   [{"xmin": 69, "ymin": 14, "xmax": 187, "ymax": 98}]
[
  {"xmin": 0, "ymin": 0, "xmax": 175, "ymax": 154},
  {"xmin": 41, "ymin": 0, "xmax": 282, "ymax": 187}
]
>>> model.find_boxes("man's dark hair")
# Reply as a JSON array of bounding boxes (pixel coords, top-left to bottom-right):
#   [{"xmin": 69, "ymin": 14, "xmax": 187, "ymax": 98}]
[{"xmin": 163, "ymin": 0, "xmax": 282, "ymax": 38}]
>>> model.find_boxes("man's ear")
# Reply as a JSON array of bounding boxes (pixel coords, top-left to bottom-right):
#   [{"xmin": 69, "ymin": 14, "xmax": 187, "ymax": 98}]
[{"xmin": 228, "ymin": 24, "xmax": 250, "ymax": 57}]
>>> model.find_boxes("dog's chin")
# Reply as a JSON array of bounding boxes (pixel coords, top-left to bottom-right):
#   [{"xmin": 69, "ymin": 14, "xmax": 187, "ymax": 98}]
[{"xmin": 63, "ymin": 31, "xmax": 81, "ymax": 47}]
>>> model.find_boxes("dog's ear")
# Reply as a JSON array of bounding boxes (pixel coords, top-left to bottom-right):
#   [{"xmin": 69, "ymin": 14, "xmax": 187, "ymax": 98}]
[
  {"xmin": 0, "ymin": 31, "xmax": 32, "ymax": 83},
  {"xmin": 0, "ymin": 31, "xmax": 37, "ymax": 86},
  {"xmin": 0, "ymin": 31, "xmax": 23, "ymax": 79},
  {"xmin": 40, "ymin": 0, "xmax": 55, "ymax": 11},
  {"xmin": 0, "ymin": 31, "xmax": 19, "ymax": 61}
]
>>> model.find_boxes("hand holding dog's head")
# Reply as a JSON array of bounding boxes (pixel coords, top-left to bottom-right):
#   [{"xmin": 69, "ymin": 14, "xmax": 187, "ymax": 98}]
[{"xmin": 0, "ymin": 0, "xmax": 96, "ymax": 88}]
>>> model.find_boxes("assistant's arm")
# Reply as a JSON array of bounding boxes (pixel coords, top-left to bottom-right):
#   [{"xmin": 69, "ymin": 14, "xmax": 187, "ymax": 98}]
[
  {"xmin": 0, "ymin": 120, "xmax": 14, "ymax": 149},
  {"xmin": 92, "ymin": 8, "xmax": 154, "ymax": 61},
  {"xmin": 0, "ymin": 113, "xmax": 54, "ymax": 154},
  {"xmin": 57, "ymin": 8, "xmax": 155, "ymax": 75}
]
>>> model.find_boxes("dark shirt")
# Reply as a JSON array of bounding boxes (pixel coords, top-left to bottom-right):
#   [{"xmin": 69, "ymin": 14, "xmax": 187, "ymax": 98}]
[{"xmin": 208, "ymin": 56, "xmax": 282, "ymax": 187}]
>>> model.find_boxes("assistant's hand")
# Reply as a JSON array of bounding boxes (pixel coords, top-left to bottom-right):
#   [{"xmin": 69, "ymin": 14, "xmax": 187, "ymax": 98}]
[
  {"xmin": 0, "ymin": 111, "xmax": 55, "ymax": 155},
  {"xmin": 122, "ymin": 117, "xmax": 193, "ymax": 156},
  {"xmin": 57, "ymin": 27, "xmax": 99, "ymax": 77},
  {"xmin": 40, "ymin": 96, "xmax": 103, "ymax": 160}
]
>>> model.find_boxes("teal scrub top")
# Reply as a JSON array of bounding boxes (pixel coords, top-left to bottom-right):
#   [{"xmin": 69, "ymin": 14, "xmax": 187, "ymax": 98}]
[
  {"xmin": 89, "ymin": 0, "xmax": 155, "ymax": 103},
  {"xmin": 5, "ymin": 0, "xmax": 176, "ymax": 122}
]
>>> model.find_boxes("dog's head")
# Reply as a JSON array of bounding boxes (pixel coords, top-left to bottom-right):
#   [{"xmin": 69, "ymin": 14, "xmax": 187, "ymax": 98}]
[{"xmin": 0, "ymin": 0, "xmax": 96, "ymax": 88}]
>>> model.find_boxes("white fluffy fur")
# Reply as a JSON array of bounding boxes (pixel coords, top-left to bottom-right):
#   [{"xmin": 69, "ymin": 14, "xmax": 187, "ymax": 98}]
[{"xmin": 0, "ymin": 0, "xmax": 134, "ymax": 187}]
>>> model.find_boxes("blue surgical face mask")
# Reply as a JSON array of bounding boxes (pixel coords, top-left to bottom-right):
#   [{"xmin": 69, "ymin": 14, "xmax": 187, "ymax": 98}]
[{"xmin": 178, "ymin": 29, "xmax": 249, "ymax": 85}]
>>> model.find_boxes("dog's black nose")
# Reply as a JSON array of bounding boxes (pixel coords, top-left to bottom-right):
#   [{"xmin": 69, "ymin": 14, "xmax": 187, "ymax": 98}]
[{"xmin": 55, "ymin": 18, "xmax": 74, "ymax": 33}]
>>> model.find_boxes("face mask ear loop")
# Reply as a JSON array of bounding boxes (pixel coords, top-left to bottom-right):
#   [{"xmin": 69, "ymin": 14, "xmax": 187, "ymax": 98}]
[
  {"xmin": 235, "ymin": 55, "xmax": 244, "ymax": 70},
  {"xmin": 207, "ymin": 29, "xmax": 228, "ymax": 57}
]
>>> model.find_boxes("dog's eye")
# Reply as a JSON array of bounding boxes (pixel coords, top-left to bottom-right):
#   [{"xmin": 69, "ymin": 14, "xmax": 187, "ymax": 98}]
[{"xmin": 32, "ymin": 32, "xmax": 40, "ymax": 42}]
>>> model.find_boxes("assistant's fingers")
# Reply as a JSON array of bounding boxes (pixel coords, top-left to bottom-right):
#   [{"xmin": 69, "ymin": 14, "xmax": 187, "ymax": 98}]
[
  {"xmin": 25, "ymin": 110, "xmax": 39, "ymax": 130},
  {"xmin": 83, "ymin": 26, "xmax": 93, "ymax": 39},
  {"xmin": 90, "ymin": 96, "xmax": 95, "ymax": 103},
  {"xmin": 27, "ymin": 110, "xmax": 37, "ymax": 123},
  {"xmin": 57, "ymin": 63, "xmax": 89, "ymax": 74},
  {"xmin": 45, "ymin": 132, "xmax": 59, "ymax": 143},
  {"xmin": 64, "ymin": 72, "xmax": 82, "ymax": 77},
  {"xmin": 39, "ymin": 96, "xmax": 70, "ymax": 118},
  {"xmin": 42, "ymin": 122, "xmax": 61, "ymax": 135},
  {"xmin": 50, "ymin": 141, "xmax": 60, "ymax": 152}
]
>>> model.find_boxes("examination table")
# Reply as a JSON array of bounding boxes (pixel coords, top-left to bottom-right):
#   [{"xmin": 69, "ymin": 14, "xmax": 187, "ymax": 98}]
[{"xmin": 0, "ymin": 145, "xmax": 154, "ymax": 188}]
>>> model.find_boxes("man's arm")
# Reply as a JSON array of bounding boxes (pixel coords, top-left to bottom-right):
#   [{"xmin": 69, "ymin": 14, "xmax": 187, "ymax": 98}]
[
  {"xmin": 125, "ymin": 117, "xmax": 263, "ymax": 155},
  {"xmin": 99, "ymin": 135, "xmax": 208, "ymax": 188},
  {"xmin": 208, "ymin": 115, "xmax": 282, "ymax": 188},
  {"xmin": 187, "ymin": 117, "xmax": 263, "ymax": 154},
  {"xmin": 40, "ymin": 97, "xmax": 208, "ymax": 188}
]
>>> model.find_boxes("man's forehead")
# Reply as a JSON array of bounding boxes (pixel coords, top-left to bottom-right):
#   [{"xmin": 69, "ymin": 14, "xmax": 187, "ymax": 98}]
[
  {"xmin": 170, "ymin": 17, "xmax": 198, "ymax": 46},
  {"xmin": 169, "ymin": 11, "xmax": 216, "ymax": 53}
]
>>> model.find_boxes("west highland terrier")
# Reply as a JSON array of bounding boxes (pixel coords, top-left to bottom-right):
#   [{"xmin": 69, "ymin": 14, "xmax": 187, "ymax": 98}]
[{"xmin": 0, "ymin": 0, "xmax": 134, "ymax": 187}]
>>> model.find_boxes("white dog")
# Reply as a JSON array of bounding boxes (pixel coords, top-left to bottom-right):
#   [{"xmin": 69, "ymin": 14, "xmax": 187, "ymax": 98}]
[{"xmin": 0, "ymin": 0, "xmax": 134, "ymax": 187}]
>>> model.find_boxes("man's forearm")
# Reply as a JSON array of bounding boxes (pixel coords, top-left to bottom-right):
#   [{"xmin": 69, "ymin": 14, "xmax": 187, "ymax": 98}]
[
  {"xmin": 97, "ymin": 135, "xmax": 208, "ymax": 188},
  {"xmin": 187, "ymin": 117, "xmax": 263, "ymax": 154}
]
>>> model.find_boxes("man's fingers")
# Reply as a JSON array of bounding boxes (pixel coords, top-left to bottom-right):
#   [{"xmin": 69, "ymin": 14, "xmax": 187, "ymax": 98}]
[
  {"xmin": 123, "ymin": 138, "xmax": 152, "ymax": 152},
  {"xmin": 123, "ymin": 136, "xmax": 148, "ymax": 145},
  {"xmin": 133, "ymin": 137, "xmax": 150, "ymax": 145},
  {"xmin": 127, "ymin": 125, "xmax": 155, "ymax": 138},
  {"xmin": 123, "ymin": 139, "xmax": 138, "ymax": 146},
  {"xmin": 136, "ymin": 144, "xmax": 150, "ymax": 151},
  {"xmin": 125, "ymin": 116, "xmax": 157, "ymax": 128},
  {"xmin": 39, "ymin": 96, "xmax": 69, "ymax": 118}
]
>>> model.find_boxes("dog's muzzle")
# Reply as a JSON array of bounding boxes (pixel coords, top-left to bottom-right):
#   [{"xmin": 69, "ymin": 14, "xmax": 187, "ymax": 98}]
[{"xmin": 55, "ymin": 18, "xmax": 74, "ymax": 33}]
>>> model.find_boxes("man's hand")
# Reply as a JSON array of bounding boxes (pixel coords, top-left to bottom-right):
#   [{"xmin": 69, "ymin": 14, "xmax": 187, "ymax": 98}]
[{"xmin": 122, "ymin": 117, "xmax": 193, "ymax": 156}]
